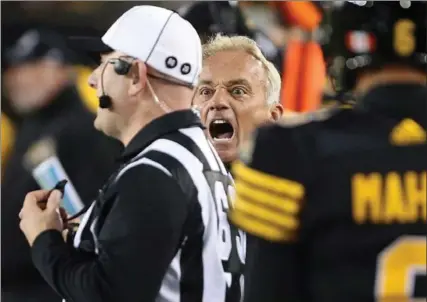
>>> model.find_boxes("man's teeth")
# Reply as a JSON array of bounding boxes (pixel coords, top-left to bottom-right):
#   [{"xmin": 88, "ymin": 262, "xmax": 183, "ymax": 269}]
[
  {"xmin": 214, "ymin": 137, "xmax": 231, "ymax": 141},
  {"xmin": 213, "ymin": 120, "xmax": 227, "ymax": 124},
  {"xmin": 210, "ymin": 119, "xmax": 234, "ymax": 141}
]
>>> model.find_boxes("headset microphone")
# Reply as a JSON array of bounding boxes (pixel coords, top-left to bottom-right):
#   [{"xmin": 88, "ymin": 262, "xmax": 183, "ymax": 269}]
[
  {"xmin": 99, "ymin": 95, "xmax": 112, "ymax": 109},
  {"xmin": 98, "ymin": 60, "xmax": 113, "ymax": 109}
]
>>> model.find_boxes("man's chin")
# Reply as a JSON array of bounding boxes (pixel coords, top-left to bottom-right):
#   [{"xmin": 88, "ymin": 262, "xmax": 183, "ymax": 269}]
[
  {"xmin": 94, "ymin": 116, "xmax": 109, "ymax": 136},
  {"xmin": 216, "ymin": 148, "xmax": 237, "ymax": 167},
  {"xmin": 209, "ymin": 137, "xmax": 238, "ymax": 165},
  {"xmin": 93, "ymin": 116, "xmax": 102, "ymax": 132}
]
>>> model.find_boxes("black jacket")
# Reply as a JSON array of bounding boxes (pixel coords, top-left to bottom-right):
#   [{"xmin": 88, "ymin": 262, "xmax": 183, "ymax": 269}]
[{"xmin": 231, "ymin": 84, "xmax": 427, "ymax": 302}]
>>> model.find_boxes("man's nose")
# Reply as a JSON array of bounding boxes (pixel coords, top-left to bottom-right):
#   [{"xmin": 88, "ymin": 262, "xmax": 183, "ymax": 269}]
[{"xmin": 208, "ymin": 90, "xmax": 231, "ymax": 111}]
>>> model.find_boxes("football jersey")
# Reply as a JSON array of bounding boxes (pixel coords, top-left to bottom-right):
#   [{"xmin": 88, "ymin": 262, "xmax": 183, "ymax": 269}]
[{"xmin": 230, "ymin": 84, "xmax": 427, "ymax": 302}]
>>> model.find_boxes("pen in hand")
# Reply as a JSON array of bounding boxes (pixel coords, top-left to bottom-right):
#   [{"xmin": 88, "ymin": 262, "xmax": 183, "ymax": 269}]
[{"xmin": 37, "ymin": 179, "xmax": 68, "ymax": 210}]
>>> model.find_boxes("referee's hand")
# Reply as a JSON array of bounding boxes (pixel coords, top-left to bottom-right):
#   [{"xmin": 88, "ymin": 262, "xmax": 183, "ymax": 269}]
[{"xmin": 19, "ymin": 189, "xmax": 64, "ymax": 246}]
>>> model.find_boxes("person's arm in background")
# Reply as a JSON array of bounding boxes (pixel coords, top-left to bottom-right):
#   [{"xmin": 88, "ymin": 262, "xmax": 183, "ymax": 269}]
[
  {"xmin": 32, "ymin": 165, "xmax": 189, "ymax": 302},
  {"xmin": 229, "ymin": 122, "xmax": 311, "ymax": 302}
]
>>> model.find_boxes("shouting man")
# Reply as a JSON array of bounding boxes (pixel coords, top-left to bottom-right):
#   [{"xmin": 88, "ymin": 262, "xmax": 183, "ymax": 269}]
[{"xmin": 193, "ymin": 34, "xmax": 283, "ymax": 167}]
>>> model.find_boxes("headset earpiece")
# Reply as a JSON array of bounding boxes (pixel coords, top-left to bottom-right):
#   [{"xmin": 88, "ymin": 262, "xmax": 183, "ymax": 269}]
[{"xmin": 113, "ymin": 59, "xmax": 132, "ymax": 75}]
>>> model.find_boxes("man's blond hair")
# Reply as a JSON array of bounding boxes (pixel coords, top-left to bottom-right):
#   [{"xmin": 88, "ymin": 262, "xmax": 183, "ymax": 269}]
[{"xmin": 202, "ymin": 34, "xmax": 281, "ymax": 105}]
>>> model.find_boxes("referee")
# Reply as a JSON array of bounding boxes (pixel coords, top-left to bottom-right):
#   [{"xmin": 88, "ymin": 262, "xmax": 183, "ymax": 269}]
[{"xmin": 18, "ymin": 5, "xmax": 245, "ymax": 302}]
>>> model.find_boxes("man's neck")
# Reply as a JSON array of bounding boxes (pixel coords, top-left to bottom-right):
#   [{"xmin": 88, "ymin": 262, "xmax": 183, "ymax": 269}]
[
  {"xmin": 119, "ymin": 84, "xmax": 194, "ymax": 147},
  {"xmin": 119, "ymin": 110, "xmax": 164, "ymax": 147}
]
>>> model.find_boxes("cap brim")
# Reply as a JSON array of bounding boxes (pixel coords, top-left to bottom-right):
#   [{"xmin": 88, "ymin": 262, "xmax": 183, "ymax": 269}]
[{"xmin": 67, "ymin": 36, "xmax": 113, "ymax": 64}]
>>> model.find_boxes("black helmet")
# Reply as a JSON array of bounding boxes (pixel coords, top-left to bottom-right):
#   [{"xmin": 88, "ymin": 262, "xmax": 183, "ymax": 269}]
[
  {"xmin": 178, "ymin": 1, "xmax": 253, "ymax": 42},
  {"xmin": 324, "ymin": 1, "xmax": 427, "ymax": 92}
]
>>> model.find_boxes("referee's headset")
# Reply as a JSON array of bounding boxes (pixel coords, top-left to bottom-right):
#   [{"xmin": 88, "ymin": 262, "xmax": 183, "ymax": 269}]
[
  {"xmin": 98, "ymin": 56, "xmax": 172, "ymax": 113},
  {"xmin": 273, "ymin": 1, "xmax": 326, "ymax": 112}
]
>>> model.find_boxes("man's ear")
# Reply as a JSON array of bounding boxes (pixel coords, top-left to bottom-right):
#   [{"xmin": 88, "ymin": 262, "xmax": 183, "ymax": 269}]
[
  {"xmin": 269, "ymin": 103, "xmax": 284, "ymax": 122},
  {"xmin": 128, "ymin": 61, "xmax": 147, "ymax": 97}
]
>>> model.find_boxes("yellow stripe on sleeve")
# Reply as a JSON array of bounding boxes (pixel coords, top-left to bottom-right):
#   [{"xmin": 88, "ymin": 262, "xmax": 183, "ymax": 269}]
[
  {"xmin": 235, "ymin": 180, "xmax": 299, "ymax": 215},
  {"xmin": 230, "ymin": 161, "xmax": 305, "ymax": 242},
  {"xmin": 233, "ymin": 161, "xmax": 305, "ymax": 200},
  {"xmin": 229, "ymin": 210, "xmax": 296, "ymax": 242},
  {"xmin": 233, "ymin": 194, "xmax": 299, "ymax": 230}
]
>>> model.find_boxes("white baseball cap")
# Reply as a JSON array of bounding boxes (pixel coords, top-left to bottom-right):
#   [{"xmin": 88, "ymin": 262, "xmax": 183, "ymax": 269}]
[{"xmin": 70, "ymin": 5, "xmax": 202, "ymax": 87}]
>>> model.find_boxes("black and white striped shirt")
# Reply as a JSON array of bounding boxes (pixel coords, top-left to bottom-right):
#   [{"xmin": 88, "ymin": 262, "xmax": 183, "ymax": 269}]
[{"xmin": 32, "ymin": 110, "xmax": 246, "ymax": 302}]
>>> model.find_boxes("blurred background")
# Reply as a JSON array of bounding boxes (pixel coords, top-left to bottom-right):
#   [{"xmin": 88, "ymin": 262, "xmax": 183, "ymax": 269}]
[
  {"xmin": 2, "ymin": 2, "xmax": 426, "ymax": 302},
  {"xmin": 1, "ymin": 1, "xmax": 335, "ymax": 300},
  {"xmin": 0, "ymin": 0, "xmax": 326, "ymax": 175},
  {"xmin": 1, "ymin": 2, "xmax": 191, "ymax": 122},
  {"xmin": 1, "ymin": 0, "xmax": 337, "ymax": 167}
]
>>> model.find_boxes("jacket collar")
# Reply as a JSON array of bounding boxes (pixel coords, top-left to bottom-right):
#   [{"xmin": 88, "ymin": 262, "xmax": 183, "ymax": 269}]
[{"xmin": 119, "ymin": 109, "xmax": 204, "ymax": 162}]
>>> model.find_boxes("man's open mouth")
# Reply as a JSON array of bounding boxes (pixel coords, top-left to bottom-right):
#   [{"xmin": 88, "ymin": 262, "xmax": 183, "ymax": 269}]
[{"xmin": 209, "ymin": 119, "xmax": 235, "ymax": 141}]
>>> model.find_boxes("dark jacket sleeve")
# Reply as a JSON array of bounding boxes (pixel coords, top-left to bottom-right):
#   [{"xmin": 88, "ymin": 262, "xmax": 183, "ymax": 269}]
[
  {"xmin": 230, "ymin": 124, "xmax": 312, "ymax": 302},
  {"xmin": 31, "ymin": 165, "xmax": 189, "ymax": 302}
]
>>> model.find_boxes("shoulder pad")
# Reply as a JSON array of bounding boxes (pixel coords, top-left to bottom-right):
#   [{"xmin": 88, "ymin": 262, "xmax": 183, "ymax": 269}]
[{"xmin": 277, "ymin": 107, "xmax": 338, "ymax": 128}]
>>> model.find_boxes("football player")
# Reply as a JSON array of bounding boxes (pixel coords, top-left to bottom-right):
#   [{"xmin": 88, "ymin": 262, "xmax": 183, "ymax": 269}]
[{"xmin": 230, "ymin": 1, "xmax": 427, "ymax": 302}]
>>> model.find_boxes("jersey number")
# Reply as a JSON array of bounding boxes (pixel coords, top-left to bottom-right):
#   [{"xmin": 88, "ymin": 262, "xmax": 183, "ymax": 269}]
[
  {"xmin": 375, "ymin": 236, "xmax": 426, "ymax": 301},
  {"xmin": 205, "ymin": 171, "xmax": 245, "ymax": 286},
  {"xmin": 393, "ymin": 19, "xmax": 416, "ymax": 57},
  {"xmin": 213, "ymin": 181, "xmax": 245, "ymax": 269}
]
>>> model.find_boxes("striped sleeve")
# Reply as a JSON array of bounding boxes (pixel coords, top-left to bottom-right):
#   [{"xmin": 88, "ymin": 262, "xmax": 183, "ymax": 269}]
[{"xmin": 229, "ymin": 124, "xmax": 307, "ymax": 243}]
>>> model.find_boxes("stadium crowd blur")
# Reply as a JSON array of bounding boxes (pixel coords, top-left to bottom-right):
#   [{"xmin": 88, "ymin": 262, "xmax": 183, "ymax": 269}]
[{"xmin": 1, "ymin": 1, "xmax": 425, "ymax": 302}]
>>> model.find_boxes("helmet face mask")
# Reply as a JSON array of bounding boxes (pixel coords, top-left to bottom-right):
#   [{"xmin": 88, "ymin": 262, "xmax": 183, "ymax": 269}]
[{"xmin": 323, "ymin": 1, "xmax": 427, "ymax": 92}]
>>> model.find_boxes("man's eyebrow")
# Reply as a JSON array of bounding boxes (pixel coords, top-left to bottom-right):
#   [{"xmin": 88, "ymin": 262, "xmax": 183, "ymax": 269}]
[
  {"xmin": 198, "ymin": 79, "xmax": 252, "ymax": 87},
  {"xmin": 198, "ymin": 80, "xmax": 213, "ymax": 86},
  {"xmin": 224, "ymin": 79, "xmax": 251, "ymax": 87}
]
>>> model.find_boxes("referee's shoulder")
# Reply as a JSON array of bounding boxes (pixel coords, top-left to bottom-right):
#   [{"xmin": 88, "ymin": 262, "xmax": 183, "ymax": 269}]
[
  {"xmin": 113, "ymin": 159, "xmax": 183, "ymax": 207},
  {"xmin": 116, "ymin": 155, "xmax": 173, "ymax": 188}
]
